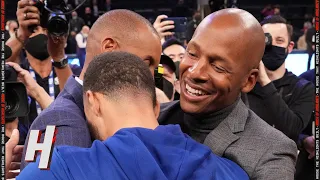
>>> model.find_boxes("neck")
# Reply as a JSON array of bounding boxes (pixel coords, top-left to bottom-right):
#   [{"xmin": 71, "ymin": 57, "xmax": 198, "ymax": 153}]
[
  {"xmin": 266, "ymin": 63, "xmax": 286, "ymax": 81},
  {"xmin": 102, "ymin": 103, "xmax": 159, "ymax": 139},
  {"xmin": 28, "ymin": 55, "xmax": 52, "ymax": 78}
]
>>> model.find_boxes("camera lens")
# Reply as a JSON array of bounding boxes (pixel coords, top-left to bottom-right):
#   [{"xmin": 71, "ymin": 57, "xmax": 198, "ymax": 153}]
[
  {"xmin": 48, "ymin": 16, "xmax": 69, "ymax": 36},
  {"xmin": 5, "ymin": 89, "xmax": 19, "ymax": 116}
]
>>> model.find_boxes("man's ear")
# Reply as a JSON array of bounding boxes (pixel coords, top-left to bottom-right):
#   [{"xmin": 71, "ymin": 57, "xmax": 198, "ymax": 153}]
[
  {"xmin": 101, "ymin": 37, "xmax": 118, "ymax": 52},
  {"xmin": 287, "ymin": 41, "xmax": 295, "ymax": 54},
  {"xmin": 154, "ymin": 100, "xmax": 161, "ymax": 119},
  {"xmin": 86, "ymin": 91, "xmax": 101, "ymax": 117},
  {"xmin": 241, "ymin": 69, "xmax": 259, "ymax": 93}
]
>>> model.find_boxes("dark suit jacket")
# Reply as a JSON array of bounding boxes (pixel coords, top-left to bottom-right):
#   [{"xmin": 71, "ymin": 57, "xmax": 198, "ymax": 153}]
[
  {"xmin": 159, "ymin": 100, "xmax": 297, "ymax": 180},
  {"xmin": 21, "ymin": 77, "xmax": 92, "ymax": 169}
]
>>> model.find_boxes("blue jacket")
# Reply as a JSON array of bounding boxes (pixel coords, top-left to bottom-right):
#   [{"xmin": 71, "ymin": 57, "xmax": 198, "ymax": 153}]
[{"xmin": 18, "ymin": 125, "xmax": 248, "ymax": 180}]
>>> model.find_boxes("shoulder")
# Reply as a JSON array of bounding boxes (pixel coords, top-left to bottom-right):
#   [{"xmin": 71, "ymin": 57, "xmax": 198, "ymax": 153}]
[
  {"xmin": 30, "ymin": 89, "xmax": 84, "ymax": 131},
  {"xmin": 158, "ymin": 101, "xmax": 183, "ymax": 124}
]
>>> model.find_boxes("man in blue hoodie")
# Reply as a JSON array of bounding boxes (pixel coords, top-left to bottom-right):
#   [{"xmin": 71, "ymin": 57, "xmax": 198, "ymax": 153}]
[{"xmin": 16, "ymin": 52, "xmax": 248, "ymax": 180}]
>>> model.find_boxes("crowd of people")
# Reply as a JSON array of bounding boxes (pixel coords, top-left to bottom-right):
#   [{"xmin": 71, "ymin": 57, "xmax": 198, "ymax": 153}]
[{"xmin": 4, "ymin": 0, "xmax": 316, "ymax": 180}]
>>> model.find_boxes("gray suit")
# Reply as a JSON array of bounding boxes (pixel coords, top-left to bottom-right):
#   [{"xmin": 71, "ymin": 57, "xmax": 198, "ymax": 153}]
[{"xmin": 159, "ymin": 99, "xmax": 297, "ymax": 180}]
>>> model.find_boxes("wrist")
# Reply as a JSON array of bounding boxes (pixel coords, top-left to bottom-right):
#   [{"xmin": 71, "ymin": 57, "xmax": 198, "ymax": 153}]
[
  {"xmin": 15, "ymin": 29, "xmax": 27, "ymax": 44},
  {"xmin": 52, "ymin": 54, "xmax": 67, "ymax": 62},
  {"xmin": 260, "ymin": 78, "xmax": 271, "ymax": 87},
  {"xmin": 30, "ymin": 85, "xmax": 44, "ymax": 100}
]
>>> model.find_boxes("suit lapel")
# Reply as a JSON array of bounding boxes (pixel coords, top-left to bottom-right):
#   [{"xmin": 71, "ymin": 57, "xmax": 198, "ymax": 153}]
[{"xmin": 203, "ymin": 100, "xmax": 248, "ymax": 156}]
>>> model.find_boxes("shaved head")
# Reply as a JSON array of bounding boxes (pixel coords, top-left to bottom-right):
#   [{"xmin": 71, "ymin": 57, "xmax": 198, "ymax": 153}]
[
  {"xmin": 180, "ymin": 8, "xmax": 266, "ymax": 114},
  {"xmin": 79, "ymin": 9, "xmax": 162, "ymax": 79},
  {"xmin": 194, "ymin": 8, "xmax": 265, "ymax": 71}
]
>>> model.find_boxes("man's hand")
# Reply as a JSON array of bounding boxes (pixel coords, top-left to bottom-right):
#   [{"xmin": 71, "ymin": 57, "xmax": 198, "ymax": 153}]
[
  {"xmin": 257, "ymin": 61, "xmax": 271, "ymax": 87},
  {"xmin": 153, "ymin": 15, "xmax": 175, "ymax": 44},
  {"xmin": 16, "ymin": 0, "xmax": 40, "ymax": 42},
  {"xmin": 303, "ymin": 136, "xmax": 315, "ymax": 159},
  {"xmin": 48, "ymin": 34, "xmax": 68, "ymax": 61},
  {"xmin": 156, "ymin": 87, "xmax": 170, "ymax": 103},
  {"xmin": 6, "ymin": 129, "xmax": 23, "ymax": 179},
  {"xmin": 6, "ymin": 62, "xmax": 42, "ymax": 98}
]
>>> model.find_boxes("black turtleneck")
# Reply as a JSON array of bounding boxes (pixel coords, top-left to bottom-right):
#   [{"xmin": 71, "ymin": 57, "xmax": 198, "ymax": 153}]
[{"xmin": 183, "ymin": 98, "xmax": 239, "ymax": 143}]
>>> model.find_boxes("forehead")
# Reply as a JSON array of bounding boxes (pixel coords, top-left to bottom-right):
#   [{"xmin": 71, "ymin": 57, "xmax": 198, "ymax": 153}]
[
  {"xmin": 163, "ymin": 44, "xmax": 185, "ymax": 54},
  {"xmin": 191, "ymin": 24, "xmax": 248, "ymax": 68},
  {"xmin": 262, "ymin": 23, "xmax": 288, "ymax": 40}
]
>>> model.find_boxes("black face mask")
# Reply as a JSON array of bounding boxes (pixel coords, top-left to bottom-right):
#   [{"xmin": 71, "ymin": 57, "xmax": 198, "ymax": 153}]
[
  {"xmin": 25, "ymin": 34, "xmax": 50, "ymax": 61},
  {"xmin": 262, "ymin": 45, "xmax": 288, "ymax": 71},
  {"xmin": 162, "ymin": 78, "xmax": 174, "ymax": 100}
]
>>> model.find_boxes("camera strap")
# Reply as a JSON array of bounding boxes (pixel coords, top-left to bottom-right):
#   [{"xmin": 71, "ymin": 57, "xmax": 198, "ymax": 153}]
[{"xmin": 29, "ymin": 66, "xmax": 55, "ymax": 115}]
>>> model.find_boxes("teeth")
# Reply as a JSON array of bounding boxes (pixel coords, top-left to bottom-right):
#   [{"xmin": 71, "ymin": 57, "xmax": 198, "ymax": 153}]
[{"xmin": 186, "ymin": 84, "xmax": 207, "ymax": 96}]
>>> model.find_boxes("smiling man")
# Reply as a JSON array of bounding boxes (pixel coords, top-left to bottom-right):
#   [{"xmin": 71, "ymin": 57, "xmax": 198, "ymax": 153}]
[{"xmin": 158, "ymin": 8, "xmax": 297, "ymax": 180}]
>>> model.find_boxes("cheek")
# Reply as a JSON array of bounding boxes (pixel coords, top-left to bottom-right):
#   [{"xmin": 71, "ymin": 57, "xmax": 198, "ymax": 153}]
[
  {"xmin": 180, "ymin": 57, "xmax": 194, "ymax": 77},
  {"xmin": 209, "ymin": 73, "xmax": 233, "ymax": 93}
]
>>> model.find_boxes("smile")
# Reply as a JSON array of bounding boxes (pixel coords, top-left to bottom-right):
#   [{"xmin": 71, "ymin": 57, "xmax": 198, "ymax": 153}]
[{"xmin": 186, "ymin": 84, "xmax": 208, "ymax": 96}]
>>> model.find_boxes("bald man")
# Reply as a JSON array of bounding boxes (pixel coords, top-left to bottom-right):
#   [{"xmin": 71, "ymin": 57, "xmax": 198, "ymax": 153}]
[
  {"xmin": 21, "ymin": 9, "xmax": 162, "ymax": 169},
  {"xmin": 158, "ymin": 9, "xmax": 297, "ymax": 179}
]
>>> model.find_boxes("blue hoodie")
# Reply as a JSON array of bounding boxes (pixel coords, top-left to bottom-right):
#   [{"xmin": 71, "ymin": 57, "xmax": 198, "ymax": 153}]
[{"xmin": 17, "ymin": 125, "xmax": 248, "ymax": 180}]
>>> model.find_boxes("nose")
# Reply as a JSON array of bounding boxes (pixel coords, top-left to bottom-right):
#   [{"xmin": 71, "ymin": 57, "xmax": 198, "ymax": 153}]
[{"xmin": 188, "ymin": 59, "xmax": 209, "ymax": 83}]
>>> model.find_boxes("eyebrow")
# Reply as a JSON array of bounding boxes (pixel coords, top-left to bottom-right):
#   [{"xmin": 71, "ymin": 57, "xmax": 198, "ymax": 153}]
[{"xmin": 144, "ymin": 56, "xmax": 156, "ymax": 65}]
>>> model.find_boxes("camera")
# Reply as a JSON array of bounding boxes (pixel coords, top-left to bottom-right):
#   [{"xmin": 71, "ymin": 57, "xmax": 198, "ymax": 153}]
[
  {"xmin": 29, "ymin": 0, "xmax": 70, "ymax": 36},
  {"xmin": 265, "ymin": 33, "xmax": 273, "ymax": 47},
  {"xmin": 5, "ymin": 65, "xmax": 29, "ymax": 120}
]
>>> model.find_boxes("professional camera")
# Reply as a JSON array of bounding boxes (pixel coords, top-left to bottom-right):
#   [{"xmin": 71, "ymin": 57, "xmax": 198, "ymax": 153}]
[
  {"xmin": 5, "ymin": 65, "xmax": 29, "ymax": 120},
  {"xmin": 29, "ymin": 0, "xmax": 71, "ymax": 36}
]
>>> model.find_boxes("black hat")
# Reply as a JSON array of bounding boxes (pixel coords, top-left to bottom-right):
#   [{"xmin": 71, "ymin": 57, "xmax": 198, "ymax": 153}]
[{"xmin": 160, "ymin": 55, "xmax": 176, "ymax": 72}]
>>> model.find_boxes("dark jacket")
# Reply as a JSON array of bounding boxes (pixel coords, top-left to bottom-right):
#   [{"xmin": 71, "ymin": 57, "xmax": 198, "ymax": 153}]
[
  {"xmin": 18, "ymin": 125, "xmax": 249, "ymax": 180},
  {"xmin": 158, "ymin": 100, "xmax": 297, "ymax": 180},
  {"xmin": 243, "ymin": 70, "xmax": 314, "ymax": 142}
]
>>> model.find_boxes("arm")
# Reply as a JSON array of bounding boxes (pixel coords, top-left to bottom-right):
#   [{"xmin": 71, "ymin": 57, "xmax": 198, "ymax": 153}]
[
  {"xmin": 258, "ymin": 81, "xmax": 314, "ymax": 141},
  {"xmin": 47, "ymin": 34, "xmax": 73, "ymax": 90},
  {"xmin": 5, "ymin": 34, "xmax": 23, "ymax": 63},
  {"xmin": 6, "ymin": 62, "xmax": 53, "ymax": 109},
  {"xmin": 252, "ymin": 138, "xmax": 297, "ymax": 180}
]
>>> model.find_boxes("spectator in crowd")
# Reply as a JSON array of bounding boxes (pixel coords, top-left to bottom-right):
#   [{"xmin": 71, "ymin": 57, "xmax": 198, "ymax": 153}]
[
  {"xmin": 297, "ymin": 21, "xmax": 312, "ymax": 50},
  {"xmin": 158, "ymin": 9, "xmax": 297, "ymax": 180},
  {"xmin": 273, "ymin": 4, "xmax": 281, "ymax": 15},
  {"xmin": 171, "ymin": 0, "xmax": 192, "ymax": 17},
  {"xmin": 186, "ymin": 10, "xmax": 202, "ymax": 43},
  {"xmin": 69, "ymin": 11, "xmax": 85, "ymax": 34},
  {"xmin": 160, "ymin": 55, "xmax": 177, "ymax": 101},
  {"xmin": 21, "ymin": 9, "xmax": 166, "ymax": 169},
  {"xmin": 306, "ymin": 17, "xmax": 316, "ymax": 70},
  {"xmin": 91, "ymin": 0, "xmax": 99, "ymax": 19},
  {"xmin": 6, "ymin": 0, "xmax": 82, "ymax": 144},
  {"xmin": 242, "ymin": 15, "xmax": 314, "ymax": 142},
  {"xmin": 76, "ymin": 26, "xmax": 90, "ymax": 68},
  {"xmin": 84, "ymin": 7, "xmax": 96, "ymax": 27},
  {"xmin": 16, "ymin": 52, "xmax": 249, "ymax": 180},
  {"xmin": 162, "ymin": 37, "xmax": 185, "ymax": 62},
  {"xmin": 261, "ymin": 4, "xmax": 274, "ymax": 18},
  {"xmin": 295, "ymin": 68, "xmax": 315, "ymax": 180},
  {"xmin": 153, "ymin": 15, "xmax": 175, "ymax": 44}
]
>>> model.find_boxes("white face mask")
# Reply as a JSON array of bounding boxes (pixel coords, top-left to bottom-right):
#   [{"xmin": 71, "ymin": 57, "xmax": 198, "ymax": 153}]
[
  {"xmin": 83, "ymin": 33, "xmax": 88, "ymax": 37},
  {"xmin": 5, "ymin": 25, "xmax": 9, "ymax": 31}
]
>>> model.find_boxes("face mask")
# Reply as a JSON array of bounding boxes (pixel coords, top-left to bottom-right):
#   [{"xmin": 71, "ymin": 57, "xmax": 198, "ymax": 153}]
[
  {"xmin": 262, "ymin": 45, "xmax": 288, "ymax": 71},
  {"xmin": 72, "ymin": 16, "xmax": 77, "ymax": 20},
  {"xmin": 5, "ymin": 25, "xmax": 9, "ymax": 31},
  {"xmin": 25, "ymin": 34, "xmax": 50, "ymax": 61},
  {"xmin": 162, "ymin": 78, "xmax": 174, "ymax": 100}
]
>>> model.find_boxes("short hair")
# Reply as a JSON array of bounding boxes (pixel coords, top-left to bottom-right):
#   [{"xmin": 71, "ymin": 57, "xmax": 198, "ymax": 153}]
[
  {"xmin": 162, "ymin": 37, "xmax": 185, "ymax": 51},
  {"xmin": 83, "ymin": 52, "xmax": 156, "ymax": 107},
  {"xmin": 260, "ymin": 15, "xmax": 293, "ymax": 42}
]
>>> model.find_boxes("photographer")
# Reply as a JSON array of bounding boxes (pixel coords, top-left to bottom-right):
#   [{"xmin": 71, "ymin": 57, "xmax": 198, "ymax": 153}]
[
  {"xmin": 242, "ymin": 15, "xmax": 314, "ymax": 142},
  {"xmin": 6, "ymin": 0, "xmax": 82, "ymax": 133}
]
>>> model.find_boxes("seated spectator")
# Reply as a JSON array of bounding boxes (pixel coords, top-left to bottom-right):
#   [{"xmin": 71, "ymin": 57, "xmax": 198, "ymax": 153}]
[
  {"xmin": 16, "ymin": 52, "xmax": 249, "ymax": 180},
  {"xmin": 76, "ymin": 26, "xmax": 90, "ymax": 68},
  {"xmin": 242, "ymin": 15, "xmax": 314, "ymax": 142},
  {"xmin": 84, "ymin": 7, "xmax": 96, "ymax": 27},
  {"xmin": 162, "ymin": 37, "xmax": 186, "ymax": 62},
  {"xmin": 186, "ymin": 10, "xmax": 202, "ymax": 43}
]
